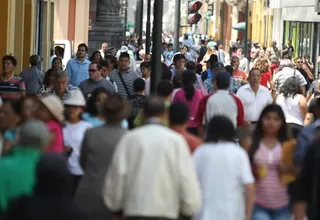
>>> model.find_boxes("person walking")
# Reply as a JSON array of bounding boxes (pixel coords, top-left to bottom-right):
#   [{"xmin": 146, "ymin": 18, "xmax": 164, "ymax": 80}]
[
  {"xmin": 20, "ymin": 55, "xmax": 44, "ymax": 96},
  {"xmin": 169, "ymin": 102, "xmax": 202, "ymax": 153},
  {"xmin": 236, "ymin": 68, "xmax": 273, "ymax": 125},
  {"xmin": 104, "ymin": 96, "xmax": 201, "ymax": 220},
  {"xmin": 109, "ymin": 52, "xmax": 140, "ymax": 99},
  {"xmin": 0, "ymin": 120, "xmax": 50, "ymax": 211},
  {"xmin": 66, "ymin": 43, "xmax": 91, "ymax": 86},
  {"xmin": 74, "ymin": 94, "xmax": 130, "ymax": 220},
  {"xmin": 63, "ymin": 90, "xmax": 92, "ymax": 196},
  {"xmin": 249, "ymin": 104, "xmax": 291, "ymax": 220},
  {"xmin": 172, "ymin": 70, "xmax": 204, "ymax": 135},
  {"xmin": 79, "ymin": 62, "xmax": 115, "ymax": 100},
  {"xmin": 193, "ymin": 116, "xmax": 255, "ymax": 220}
]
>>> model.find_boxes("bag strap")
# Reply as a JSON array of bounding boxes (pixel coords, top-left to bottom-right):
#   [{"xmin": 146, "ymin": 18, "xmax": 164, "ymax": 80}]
[{"xmin": 118, "ymin": 71, "xmax": 130, "ymax": 97}]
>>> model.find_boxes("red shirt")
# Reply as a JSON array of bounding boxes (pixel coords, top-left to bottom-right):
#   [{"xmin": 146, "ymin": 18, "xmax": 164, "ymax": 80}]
[
  {"xmin": 260, "ymin": 72, "xmax": 272, "ymax": 88},
  {"xmin": 195, "ymin": 92, "xmax": 245, "ymax": 127},
  {"xmin": 171, "ymin": 127, "xmax": 203, "ymax": 153}
]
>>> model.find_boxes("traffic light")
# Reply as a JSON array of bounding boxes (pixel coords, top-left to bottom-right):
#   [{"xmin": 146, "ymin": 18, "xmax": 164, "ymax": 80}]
[{"xmin": 187, "ymin": 0, "xmax": 202, "ymax": 25}]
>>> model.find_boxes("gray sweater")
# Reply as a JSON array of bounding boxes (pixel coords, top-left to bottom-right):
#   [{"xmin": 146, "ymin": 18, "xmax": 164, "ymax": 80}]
[{"xmin": 79, "ymin": 78, "xmax": 115, "ymax": 100}]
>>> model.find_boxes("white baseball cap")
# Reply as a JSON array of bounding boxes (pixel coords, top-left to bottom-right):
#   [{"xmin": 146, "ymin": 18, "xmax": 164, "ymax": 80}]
[{"xmin": 64, "ymin": 89, "xmax": 86, "ymax": 107}]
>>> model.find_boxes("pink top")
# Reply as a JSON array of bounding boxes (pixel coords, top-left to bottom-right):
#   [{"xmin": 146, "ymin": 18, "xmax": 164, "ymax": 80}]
[
  {"xmin": 172, "ymin": 88, "xmax": 204, "ymax": 128},
  {"xmin": 253, "ymin": 142, "xmax": 289, "ymax": 209},
  {"xmin": 46, "ymin": 120, "xmax": 63, "ymax": 153}
]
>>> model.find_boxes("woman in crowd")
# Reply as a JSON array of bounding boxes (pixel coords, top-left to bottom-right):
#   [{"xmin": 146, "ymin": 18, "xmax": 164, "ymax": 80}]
[
  {"xmin": 89, "ymin": 50, "xmax": 103, "ymax": 63},
  {"xmin": 257, "ymin": 58, "xmax": 273, "ymax": 90},
  {"xmin": 172, "ymin": 70, "xmax": 204, "ymax": 135},
  {"xmin": 74, "ymin": 94, "xmax": 130, "ymax": 220},
  {"xmin": 276, "ymin": 77, "xmax": 307, "ymax": 136},
  {"xmin": 82, "ymin": 87, "xmax": 128, "ymax": 128},
  {"xmin": 38, "ymin": 57, "xmax": 62, "ymax": 96},
  {"xmin": 37, "ymin": 95, "xmax": 64, "ymax": 153},
  {"xmin": 193, "ymin": 116, "xmax": 255, "ymax": 220},
  {"xmin": 63, "ymin": 90, "xmax": 92, "ymax": 197},
  {"xmin": 200, "ymin": 46, "xmax": 215, "ymax": 68},
  {"xmin": 249, "ymin": 104, "xmax": 291, "ymax": 220}
]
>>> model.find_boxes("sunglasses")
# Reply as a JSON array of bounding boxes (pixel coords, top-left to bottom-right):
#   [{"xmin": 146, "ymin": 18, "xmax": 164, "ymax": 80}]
[{"xmin": 88, "ymin": 69, "xmax": 98, "ymax": 72}]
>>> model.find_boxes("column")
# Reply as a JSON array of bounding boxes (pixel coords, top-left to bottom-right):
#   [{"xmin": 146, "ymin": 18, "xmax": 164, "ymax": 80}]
[
  {"xmin": 88, "ymin": 0, "xmax": 124, "ymax": 52},
  {"xmin": 14, "ymin": 0, "xmax": 25, "ymax": 72},
  {"xmin": 0, "ymin": 0, "xmax": 9, "ymax": 57}
]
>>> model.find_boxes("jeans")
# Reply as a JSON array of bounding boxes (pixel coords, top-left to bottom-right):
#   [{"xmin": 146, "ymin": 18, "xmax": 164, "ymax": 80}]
[{"xmin": 252, "ymin": 204, "xmax": 290, "ymax": 220}]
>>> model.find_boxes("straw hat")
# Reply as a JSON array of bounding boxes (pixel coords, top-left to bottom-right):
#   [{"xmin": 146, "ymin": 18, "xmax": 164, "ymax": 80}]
[
  {"xmin": 64, "ymin": 89, "xmax": 86, "ymax": 107},
  {"xmin": 40, "ymin": 95, "xmax": 65, "ymax": 123}
]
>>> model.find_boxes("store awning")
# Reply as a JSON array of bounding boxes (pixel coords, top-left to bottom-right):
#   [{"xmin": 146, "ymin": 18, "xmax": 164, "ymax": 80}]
[{"xmin": 232, "ymin": 22, "xmax": 246, "ymax": 31}]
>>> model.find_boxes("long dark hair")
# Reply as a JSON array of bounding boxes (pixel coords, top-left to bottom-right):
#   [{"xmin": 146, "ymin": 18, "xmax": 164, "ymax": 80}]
[
  {"xmin": 89, "ymin": 50, "xmax": 102, "ymax": 62},
  {"xmin": 249, "ymin": 104, "xmax": 290, "ymax": 161},
  {"xmin": 181, "ymin": 70, "xmax": 196, "ymax": 101},
  {"xmin": 85, "ymin": 87, "xmax": 109, "ymax": 116}
]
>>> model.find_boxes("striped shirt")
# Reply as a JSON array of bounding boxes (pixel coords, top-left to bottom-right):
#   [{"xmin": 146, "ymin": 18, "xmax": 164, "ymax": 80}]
[
  {"xmin": 109, "ymin": 69, "xmax": 140, "ymax": 99},
  {"xmin": 254, "ymin": 142, "xmax": 289, "ymax": 209},
  {"xmin": 0, "ymin": 75, "xmax": 25, "ymax": 101}
]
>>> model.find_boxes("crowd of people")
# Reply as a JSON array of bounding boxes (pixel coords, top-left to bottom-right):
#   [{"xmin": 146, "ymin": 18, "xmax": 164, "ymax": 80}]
[{"xmin": 0, "ymin": 39, "xmax": 320, "ymax": 220}]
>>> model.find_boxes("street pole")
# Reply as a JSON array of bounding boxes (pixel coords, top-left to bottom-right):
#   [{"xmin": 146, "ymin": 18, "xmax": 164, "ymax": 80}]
[
  {"xmin": 150, "ymin": 0, "xmax": 163, "ymax": 94},
  {"xmin": 146, "ymin": 0, "xmax": 151, "ymax": 54},
  {"xmin": 139, "ymin": 0, "xmax": 144, "ymax": 38},
  {"xmin": 135, "ymin": 0, "xmax": 141, "ymax": 35},
  {"xmin": 36, "ymin": 0, "xmax": 44, "ymax": 70},
  {"xmin": 124, "ymin": 0, "xmax": 128, "ymax": 42},
  {"xmin": 244, "ymin": 0, "xmax": 249, "ymax": 57},
  {"xmin": 220, "ymin": 0, "xmax": 225, "ymax": 46},
  {"xmin": 174, "ymin": 0, "xmax": 181, "ymax": 52}
]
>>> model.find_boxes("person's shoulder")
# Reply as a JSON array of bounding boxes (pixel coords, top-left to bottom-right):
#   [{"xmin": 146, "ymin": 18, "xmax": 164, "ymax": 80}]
[
  {"xmin": 79, "ymin": 120, "xmax": 93, "ymax": 129},
  {"xmin": 259, "ymin": 85, "xmax": 270, "ymax": 92}
]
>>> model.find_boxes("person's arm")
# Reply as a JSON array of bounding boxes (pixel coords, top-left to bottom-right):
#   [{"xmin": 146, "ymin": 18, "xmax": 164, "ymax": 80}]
[
  {"xmin": 299, "ymin": 95, "xmax": 308, "ymax": 120},
  {"xmin": 179, "ymin": 137, "xmax": 201, "ymax": 217},
  {"xmin": 239, "ymin": 150, "xmax": 255, "ymax": 220},
  {"xmin": 293, "ymin": 202, "xmax": 307, "ymax": 220},
  {"xmin": 103, "ymin": 135, "xmax": 129, "ymax": 217},
  {"xmin": 79, "ymin": 131, "xmax": 89, "ymax": 171}
]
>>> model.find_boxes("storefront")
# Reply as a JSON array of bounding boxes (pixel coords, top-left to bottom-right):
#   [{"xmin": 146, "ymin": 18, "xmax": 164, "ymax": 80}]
[{"xmin": 283, "ymin": 21, "xmax": 318, "ymax": 61}]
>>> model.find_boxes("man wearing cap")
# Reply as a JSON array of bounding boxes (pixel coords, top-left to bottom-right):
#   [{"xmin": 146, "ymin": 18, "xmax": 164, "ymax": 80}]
[
  {"xmin": 116, "ymin": 46, "xmax": 136, "ymax": 72},
  {"xmin": 0, "ymin": 120, "xmax": 50, "ymax": 211},
  {"xmin": 20, "ymin": 55, "xmax": 44, "ymax": 96}
]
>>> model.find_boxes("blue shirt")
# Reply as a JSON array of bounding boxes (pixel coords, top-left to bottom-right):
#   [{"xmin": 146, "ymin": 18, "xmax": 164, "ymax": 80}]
[
  {"xmin": 66, "ymin": 58, "xmax": 91, "ymax": 86},
  {"xmin": 82, "ymin": 112, "xmax": 128, "ymax": 129}
]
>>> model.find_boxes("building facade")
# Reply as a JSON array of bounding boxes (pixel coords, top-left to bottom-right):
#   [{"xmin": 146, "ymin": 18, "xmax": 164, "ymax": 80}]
[
  {"xmin": 271, "ymin": 0, "xmax": 320, "ymax": 72},
  {"xmin": 0, "ymin": 0, "xmax": 89, "ymax": 73}
]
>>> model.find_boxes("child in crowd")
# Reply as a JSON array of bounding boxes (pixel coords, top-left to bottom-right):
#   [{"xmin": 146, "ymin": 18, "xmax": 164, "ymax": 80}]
[{"xmin": 129, "ymin": 78, "xmax": 147, "ymax": 129}]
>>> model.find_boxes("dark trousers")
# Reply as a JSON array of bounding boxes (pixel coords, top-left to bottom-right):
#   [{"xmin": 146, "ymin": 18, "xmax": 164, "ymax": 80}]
[
  {"xmin": 287, "ymin": 123, "xmax": 303, "ymax": 137},
  {"xmin": 71, "ymin": 175, "xmax": 82, "ymax": 198}
]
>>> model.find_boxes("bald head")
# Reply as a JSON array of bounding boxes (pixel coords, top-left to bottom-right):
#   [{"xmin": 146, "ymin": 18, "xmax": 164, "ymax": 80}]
[{"xmin": 144, "ymin": 96, "xmax": 165, "ymax": 118}]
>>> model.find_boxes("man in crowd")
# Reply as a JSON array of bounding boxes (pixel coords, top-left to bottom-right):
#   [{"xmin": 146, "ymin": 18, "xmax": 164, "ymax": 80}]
[
  {"xmin": 99, "ymin": 42, "xmax": 108, "ymax": 59},
  {"xmin": 100, "ymin": 60, "xmax": 118, "ymax": 92},
  {"xmin": 20, "ymin": 55, "xmax": 44, "ymax": 96},
  {"xmin": 79, "ymin": 62, "xmax": 115, "ymax": 100},
  {"xmin": 0, "ymin": 120, "xmax": 50, "ymax": 211},
  {"xmin": 66, "ymin": 43, "xmax": 91, "ymax": 86},
  {"xmin": 236, "ymin": 68, "xmax": 273, "ymax": 125},
  {"xmin": 49, "ymin": 70, "xmax": 79, "ymax": 100},
  {"xmin": 273, "ymin": 59, "xmax": 307, "ymax": 96},
  {"xmin": 109, "ymin": 52, "xmax": 139, "ymax": 99},
  {"xmin": 104, "ymin": 96, "xmax": 201, "ymax": 220}
]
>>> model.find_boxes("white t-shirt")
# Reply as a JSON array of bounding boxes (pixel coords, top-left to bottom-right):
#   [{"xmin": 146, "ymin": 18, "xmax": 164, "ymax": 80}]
[
  {"xmin": 63, "ymin": 121, "xmax": 92, "ymax": 175},
  {"xmin": 193, "ymin": 142, "xmax": 254, "ymax": 220},
  {"xmin": 276, "ymin": 94, "xmax": 304, "ymax": 126}
]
